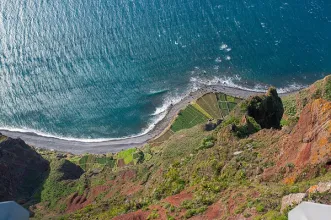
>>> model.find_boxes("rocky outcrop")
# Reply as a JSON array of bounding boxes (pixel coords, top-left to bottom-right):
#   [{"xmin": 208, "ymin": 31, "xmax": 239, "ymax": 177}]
[
  {"xmin": 247, "ymin": 87, "xmax": 284, "ymax": 129},
  {"xmin": 0, "ymin": 136, "xmax": 49, "ymax": 202},
  {"xmin": 281, "ymin": 193, "xmax": 306, "ymax": 213},
  {"xmin": 58, "ymin": 160, "xmax": 84, "ymax": 181},
  {"xmin": 307, "ymin": 182, "xmax": 331, "ymax": 194}
]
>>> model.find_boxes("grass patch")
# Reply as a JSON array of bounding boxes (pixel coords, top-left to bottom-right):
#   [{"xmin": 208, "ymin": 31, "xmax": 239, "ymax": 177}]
[{"xmin": 117, "ymin": 148, "xmax": 136, "ymax": 164}]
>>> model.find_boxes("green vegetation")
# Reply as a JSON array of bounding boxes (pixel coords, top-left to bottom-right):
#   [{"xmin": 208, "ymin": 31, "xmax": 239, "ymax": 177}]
[
  {"xmin": 217, "ymin": 93, "xmax": 242, "ymax": 116},
  {"xmin": 324, "ymin": 76, "xmax": 331, "ymax": 101},
  {"xmin": 10, "ymin": 76, "xmax": 331, "ymax": 219},
  {"xmin": 171, "ymin": 105, "xmax": 209, "ymax": 132},
  {"xmin": 282, "ymin": 94, "xmax": 297, "ymax": 117},
  {"xmin": 153, "ymin": 92, "xmax": 241, "ymax": 144},
  {"xmin": 147, "ymin": 211, "xmax": 160, "ymax": 219},
  {"xmin": 191, "ymin": 102, "xmax": 213, "ymax": 119},
  {"xmin": 196, "ymin": 93, "xmax": 221, "ymax": 119},
  {"xmin": 170, "ymin": 92, "xmax": 241, "ymax": 133},
  {"xmin": 76, "ymin": 154, "xmax": 116, "ymax": 170},
  {"xmin": 197, "ymin": 135, "xmax": 216, "ymax": 151},
  {"xmin": 116, "ymin": 148, "xmax": 136, "ymax": 164},
  {"xmin": 234, "ymin": 116, "xmax": 261, "ymax": 138},
  {"xmin": 37, "ymin": 159, "xmax": 82, "ymax": 209},
  {"xmin": 153, "ymin": 166, "xmax": 186, "ymax": 200}
]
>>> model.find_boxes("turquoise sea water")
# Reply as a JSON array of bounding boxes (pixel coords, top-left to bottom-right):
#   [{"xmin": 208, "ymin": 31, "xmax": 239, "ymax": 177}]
[{"xmin": 0, "ymin": 0, "xmax": 331, "ymax": 140}]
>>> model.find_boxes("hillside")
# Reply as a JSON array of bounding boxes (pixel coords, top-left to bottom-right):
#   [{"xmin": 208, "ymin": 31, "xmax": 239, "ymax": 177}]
[{"xmin": 1, "ymin": 75, "xmax": 331, "ymax": 219}]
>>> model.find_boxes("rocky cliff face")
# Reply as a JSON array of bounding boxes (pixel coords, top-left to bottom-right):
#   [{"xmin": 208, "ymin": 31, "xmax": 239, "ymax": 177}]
[
  {"xmin": 0, "ymin": 136, "xmax": 49, "ymax": 202},
  {"xmin": 266, "ymin": 98, "xmax": 331, "ymax": 184}
]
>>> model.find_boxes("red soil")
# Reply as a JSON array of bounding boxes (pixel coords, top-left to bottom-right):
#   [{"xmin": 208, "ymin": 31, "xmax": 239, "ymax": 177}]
[
  {"xmin": 264, "ymin": 98, "xmax": 331, "ymax": 183},
  {"xmin": 163, "ymin": 191, "xmax": 193, "ymax": 207},
  {"xmin": 66, "ymin": 184, "xmax": 111, "ymax": 213},
  {"xmin": 121, "ymin": 184, "xmax": 143, "ymax": 196}
]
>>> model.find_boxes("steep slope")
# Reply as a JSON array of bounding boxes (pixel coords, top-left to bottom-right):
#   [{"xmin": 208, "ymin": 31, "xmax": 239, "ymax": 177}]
[
  {"xmin": 0, "ymin": 136, "xmax": 49, "ymax": 202},
  {"xmin": 265, "ymin": 98, "xmax": 331, "ymax": 184},
  {"xmin": 2, "ymin": 75, "xmax": 331, "ymax": 220}
]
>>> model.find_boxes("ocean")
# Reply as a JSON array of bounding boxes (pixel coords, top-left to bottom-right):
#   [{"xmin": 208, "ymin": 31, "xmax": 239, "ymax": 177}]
[{"xmin": 0, "ymin": 0, "xmax": 331, "ymax": 140}]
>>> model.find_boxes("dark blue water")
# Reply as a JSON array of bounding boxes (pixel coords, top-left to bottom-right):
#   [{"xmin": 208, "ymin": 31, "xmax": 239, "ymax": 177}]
[{"xmin": 0, "ymin": 0, "xmax": 330, "ymax": 140}]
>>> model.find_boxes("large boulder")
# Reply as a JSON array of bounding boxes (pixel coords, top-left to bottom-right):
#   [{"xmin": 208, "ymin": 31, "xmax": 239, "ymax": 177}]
[
  {"xmin": 0, "ymin": 136, "xmax": 49, "ymax": 202},
  {"xmin": 247, "ymin": 87, "xmax": 284, "ymax": 129}
]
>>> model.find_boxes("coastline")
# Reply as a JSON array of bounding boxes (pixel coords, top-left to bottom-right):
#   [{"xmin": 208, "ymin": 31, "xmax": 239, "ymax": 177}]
[{"xmin": 0, "ymin": 85, "xmax": 296, "ymax": 154}]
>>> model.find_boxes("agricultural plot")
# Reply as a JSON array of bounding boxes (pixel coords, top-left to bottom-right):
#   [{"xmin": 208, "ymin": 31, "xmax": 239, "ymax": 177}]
[
  {"xmin": 217, "ymin": 93, "xmax": 242, "ymax": 117},
  {"xmin": 191, "ymin": 102, "xmax": 213, "ymax": 119},
  {"xmin": 150, "ymin": 92, "xmax": 243, "ymax": 144},
  {"xmin": 73, "ymin": 148, "xmax": 146, "ymax": 171},
  {"xmin": 170, "ymin": 104, "xmax": 209, "ymax": 132},
  {"xmin": 77, "ymin": 154, "xmax": 116, "ymax": 170},
  {"xmin": 116, "ymin": 148, "xmax": 136, "ymax": 164},
  {"xmin": 196, "ymin": 93, "xmax": 222, "ymax": 119}
]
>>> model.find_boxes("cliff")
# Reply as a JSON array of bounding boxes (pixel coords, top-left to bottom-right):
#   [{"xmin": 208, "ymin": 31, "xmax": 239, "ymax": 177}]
[
  {"xmin": 1, "ymin": 75, "xmax": 331, "ymax": 220},
  {"xmin": 0, "ymin": 137, "xmax": 49, "ymax": 202}
]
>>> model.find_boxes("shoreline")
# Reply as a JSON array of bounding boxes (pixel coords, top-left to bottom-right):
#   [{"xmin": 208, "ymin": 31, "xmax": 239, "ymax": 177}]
[{"xmin": 0, "ymin": 85, "xmax": 296, "ymax": 154}]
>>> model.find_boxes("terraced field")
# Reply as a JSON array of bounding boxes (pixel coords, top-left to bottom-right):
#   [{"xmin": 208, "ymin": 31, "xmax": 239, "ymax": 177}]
[
  {"xmin": 71, "ymin": 154, "xmax": 116, "ymax": 170},
  {"xmin": 217, "ymin": 93, "xmax": 242, "ymax": 116},
  {"xmin": 150, "ymin": 92, "xmax": 243, "ymax": 145},
  {"xmin": 196, "ymin": 93, "xmax": 221, "ymax": 119},
  {"xmin": 170, "ymin": 105, "xmax": 209, "ymax": 132}
]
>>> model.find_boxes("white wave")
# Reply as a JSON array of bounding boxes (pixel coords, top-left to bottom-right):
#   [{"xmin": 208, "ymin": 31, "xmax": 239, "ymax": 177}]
[
  {"xmin": 225, "ymin": 56, "xmax": 231, "ymax": 60},
  {"xmin": 0, "ymin": 90, "xmax": 189, "ymax": 143},
  {"xmin": 0, "ymin": 111, "xmax": 168, "ymax": 143},
  {"xmin": 215, "ymin": 57, "xmax": 222, "ymax": 63},
  {"xmin": 226, "ymin": 48, "xmax": 232, "ymax": 52},
  {"xmin": 190, "ymin": 76, "xmax": 305, "ymax": 94},
  {"xmin": 0, "ymin": 112, "xmax": 172, "ymax": 143},
  {"xmin": 152, "ymin": 95, "xmax": 182, "ymax": 116},
  {"xmin": 0, "ymin": 126, "xmax": 128, "ymax": 142},
  {"xmin": 277, "ymin": 83, "xmax": 306, "ymax": 93},
  {"xmin": 220, "ymin": 43, "xmax": 228, "ymax": 50},
  {"xmin": 190, "ymin": 75, "xmax": 260, "ymax": 91}
]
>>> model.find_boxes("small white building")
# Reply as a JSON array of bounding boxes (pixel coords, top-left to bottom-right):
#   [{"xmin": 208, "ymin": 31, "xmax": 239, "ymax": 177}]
[
  {"xmin": 0, "ymin": 201, "xmax": 29, "ymax": 220},
  {"xmin": 289, "ymin": 202, "xmax": 331, "ymax": 220}
]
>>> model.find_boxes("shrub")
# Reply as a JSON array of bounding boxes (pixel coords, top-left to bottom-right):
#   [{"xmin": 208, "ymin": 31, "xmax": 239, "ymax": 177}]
[
  {"xmin": 325, "ymin": 77, "xmax": 331, "ymax": 101},
  {"xmin": 147, "ymin": 211, "xmax": 159, "ymax": 220},
  {"xmin": 256, "ymin": 203, "xmax": 265, "ymax": 213},
  {"xmin": 197, "ymin": 136, "xmax": 216, "ymax": 150}
]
